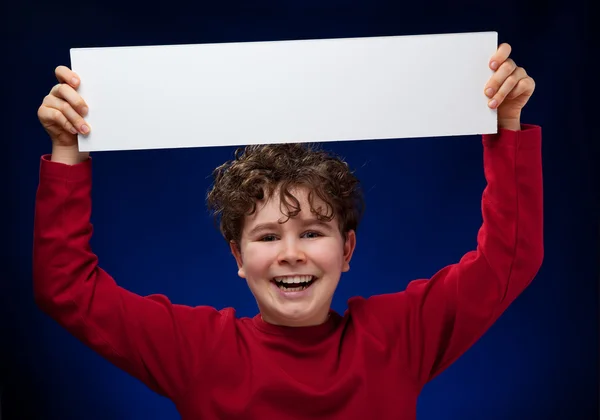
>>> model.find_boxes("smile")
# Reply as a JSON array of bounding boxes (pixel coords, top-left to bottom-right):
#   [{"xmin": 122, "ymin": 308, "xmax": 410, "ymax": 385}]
[{"xmin": 272, "ymin": 275, "xmax": 316, "ymax": 292}]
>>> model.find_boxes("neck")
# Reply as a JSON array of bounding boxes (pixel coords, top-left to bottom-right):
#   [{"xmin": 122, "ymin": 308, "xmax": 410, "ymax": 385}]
[{"xmin": 260, "ymin": 312, "xmax": 331, "ymax": 327}]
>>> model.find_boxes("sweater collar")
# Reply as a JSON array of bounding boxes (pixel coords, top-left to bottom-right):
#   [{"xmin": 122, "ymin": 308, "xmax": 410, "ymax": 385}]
[{"xmin": 251, "ymin": 310, "xmax": 342, "ymax": 341}]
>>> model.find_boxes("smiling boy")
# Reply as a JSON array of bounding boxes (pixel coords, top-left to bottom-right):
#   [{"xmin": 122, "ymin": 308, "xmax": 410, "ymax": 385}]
[
  {"xmin": 33, "ymin": 42, "xmax": 543, "ymax": 419},
  {"xmin": 209, "ymin": 143, "xmax": 362, "ymax": 327}
]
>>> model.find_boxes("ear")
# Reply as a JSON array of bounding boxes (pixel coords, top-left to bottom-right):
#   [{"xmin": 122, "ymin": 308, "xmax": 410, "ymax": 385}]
[
  {"xmin": 341, "ymin": 230, "xmax": 357, "ymax": 272},
  {"xmin": 230, "ymin": 240, "xmax": 246, "ymax": 278}
]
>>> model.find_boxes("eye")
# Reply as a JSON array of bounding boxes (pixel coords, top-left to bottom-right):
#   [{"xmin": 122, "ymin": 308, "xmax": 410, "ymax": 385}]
[
  {"xmin": 259, "ymin": 234, "xmax": 278, "ymax": 242},
  {"xmin": 302, "ymin": 231, "xmax": 323, "ymax": 239}
]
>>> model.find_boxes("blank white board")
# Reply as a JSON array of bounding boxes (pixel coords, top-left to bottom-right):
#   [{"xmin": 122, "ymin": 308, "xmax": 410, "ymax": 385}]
[{"xmin": 70, "ymin": 31, "xmax": 498, "ymax": 152}]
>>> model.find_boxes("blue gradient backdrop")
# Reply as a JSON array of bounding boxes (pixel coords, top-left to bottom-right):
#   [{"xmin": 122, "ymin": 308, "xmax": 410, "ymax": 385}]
[{"xmin": 2, "ymin": 1, "xmax": 597, "ymax": 419}]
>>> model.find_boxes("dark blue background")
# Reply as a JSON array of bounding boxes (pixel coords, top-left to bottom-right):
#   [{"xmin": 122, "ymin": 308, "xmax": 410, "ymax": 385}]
[{"xmin": 2, "ymin": 1, "xmax": 597, "ymax": 419}]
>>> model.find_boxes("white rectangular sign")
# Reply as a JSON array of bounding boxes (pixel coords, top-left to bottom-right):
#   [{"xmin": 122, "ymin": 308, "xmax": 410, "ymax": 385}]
[{"xmin": 70, "ymin": 31, "xmax": 498, "ymax": 152}]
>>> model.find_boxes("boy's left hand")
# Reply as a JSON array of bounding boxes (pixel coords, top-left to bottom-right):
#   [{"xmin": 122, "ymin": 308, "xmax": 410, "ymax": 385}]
[{"xmin": 485, "ymin": 43, "xmax": 536, "ymax": 131}]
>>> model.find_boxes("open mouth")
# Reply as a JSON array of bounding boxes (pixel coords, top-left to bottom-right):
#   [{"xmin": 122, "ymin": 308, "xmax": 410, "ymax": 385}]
[{"xmin": 272, "ymin": 275, "xmax": 316, "ymax": 292}]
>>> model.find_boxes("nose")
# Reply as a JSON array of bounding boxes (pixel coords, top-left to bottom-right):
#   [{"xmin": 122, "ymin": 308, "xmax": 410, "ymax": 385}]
[{"xmin": 277, "ymin": 237, "xmax": 307, "ymax": 265}]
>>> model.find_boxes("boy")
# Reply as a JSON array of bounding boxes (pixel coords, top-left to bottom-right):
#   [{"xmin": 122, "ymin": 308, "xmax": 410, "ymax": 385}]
[{"xmin": 34, "ymin": 42, "xmax": 542, "ymax": 419}]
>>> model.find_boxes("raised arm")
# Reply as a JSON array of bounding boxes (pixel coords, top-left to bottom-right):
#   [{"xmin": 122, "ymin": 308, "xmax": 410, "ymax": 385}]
[
  {"xmin": 350, "ymin": 43, "xmax": 543, "ymax": 386},
  {"xmin": 406, "ymin": 123, "xmax": 542, "ymax": 383},
  {"xmin": 33, "ymin": 66, "xmax": 225, "ymax": 402}
]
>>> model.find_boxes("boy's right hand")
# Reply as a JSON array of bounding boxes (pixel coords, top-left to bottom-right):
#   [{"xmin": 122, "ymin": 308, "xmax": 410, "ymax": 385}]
[{"xmin": 38, "ymin": 66, "xmax": 90, "ymax": 151}]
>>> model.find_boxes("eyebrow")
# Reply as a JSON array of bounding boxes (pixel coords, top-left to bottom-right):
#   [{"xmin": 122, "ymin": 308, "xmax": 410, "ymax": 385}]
[{"xmin": 247, "ymin": 219, "xmax": 333, "ymax": 236}]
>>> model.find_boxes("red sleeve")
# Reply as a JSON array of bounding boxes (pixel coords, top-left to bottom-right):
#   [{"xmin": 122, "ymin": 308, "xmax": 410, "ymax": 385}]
[
  {"xmin": 32, "ymin": 155, "xmax": 227, "ymax": 402},
  {"xmin": 351, "ymin": 124, "xmax": 544, "ymax": 387}
]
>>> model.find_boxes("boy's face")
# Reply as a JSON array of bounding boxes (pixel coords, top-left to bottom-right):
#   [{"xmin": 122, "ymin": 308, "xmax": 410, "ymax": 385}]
[{"xmin": 231, "ymin": 185, "xmax": 356, "ymax": 327}]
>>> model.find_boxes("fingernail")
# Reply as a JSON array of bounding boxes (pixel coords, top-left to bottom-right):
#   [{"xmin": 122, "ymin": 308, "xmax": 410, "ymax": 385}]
[
  {"xmin": 485, "ymin": 88, "xmax": 494, "ymax": 97},
  {"xmin": 490, "ymin": 61, "xmax": 498, "ymax": 70},
  {"xmin": 488, "ymin": 99, "xmax": 498, "ymax": 108},
  {"xmin": 71, "ymin": 77, "xmax": 79, "ymax": 85},
  {"xmin": 69, "ymin": 126, "xmax": 78, "ymax": 135},
  {"xmin": 82, "ymin": 107, "xmax": 88, "ymax": 116},
  {"xmin": 81, "ymin": 124, "xmax": 90, "ymax": 134}
]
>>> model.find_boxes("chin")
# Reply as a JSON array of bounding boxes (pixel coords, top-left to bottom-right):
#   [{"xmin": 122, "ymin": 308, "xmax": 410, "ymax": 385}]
[{"xmin": 254, "ymin": 278, "xmax": 336, "ymax": 326}]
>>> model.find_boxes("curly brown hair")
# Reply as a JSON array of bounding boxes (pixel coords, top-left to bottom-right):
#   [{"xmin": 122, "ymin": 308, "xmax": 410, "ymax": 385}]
[{"xmin": 206, "ymin": 143, "xmax": 364, "ymax": 245}]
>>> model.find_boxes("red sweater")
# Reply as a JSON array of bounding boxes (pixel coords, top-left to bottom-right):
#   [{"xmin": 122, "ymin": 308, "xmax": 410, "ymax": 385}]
[{"xmin": 32, "ymin": 125, "xmax": 543, "ymax": 419}]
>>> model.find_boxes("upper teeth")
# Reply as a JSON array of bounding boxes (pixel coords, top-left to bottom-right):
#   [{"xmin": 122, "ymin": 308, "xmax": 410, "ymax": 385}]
[{"xmin": 274, "ymin": 275, "xmax": 313, "ymax": 284}]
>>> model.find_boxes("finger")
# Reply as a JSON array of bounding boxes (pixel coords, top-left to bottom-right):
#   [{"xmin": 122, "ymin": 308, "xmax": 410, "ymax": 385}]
[
  {"xmin": 42, "ymin": 94, "xmax": 90, "ymax": 134},
  {"xmin": 38, "ymin": 102, "xmax": 79, "ymax": 135},
  {"xmin": 55, "ymin": 65, "xmax": 81, "ymax": 89},
  {"xmin": 488, "ymin": 67, "xmax": 528, "ymax": 108},
  {"xmin": 489, "ymin": 43, "xmax": 512, "ymax": 70},
  {"xmin": 484, "ymin": 58, "xmax": 517, "ymax": 98},
  {"xmin": 505, "ymin": 76, "xmax": 535, "ymax": 100},
  {"xmin": 50, "ymin": 82, "xmax": 89, "ymax": 117}
]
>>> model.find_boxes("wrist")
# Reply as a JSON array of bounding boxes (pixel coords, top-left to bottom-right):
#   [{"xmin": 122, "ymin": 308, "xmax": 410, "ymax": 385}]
[
  {"xmin": 50, "ymin": 144, "xmax": 90, "ymax": 165},
  {"xmin": 498, "ymin": 118, "xmax": 521, "ymax": 131}
]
